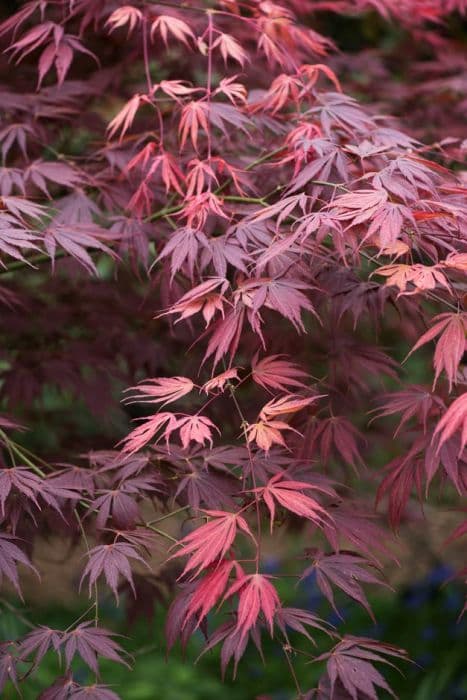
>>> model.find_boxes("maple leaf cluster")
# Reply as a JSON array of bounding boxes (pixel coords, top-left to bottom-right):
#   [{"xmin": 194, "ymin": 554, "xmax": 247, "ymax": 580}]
[{"xmin": 0, "ymin": 0, "xmax": 465, "ymax": 698}]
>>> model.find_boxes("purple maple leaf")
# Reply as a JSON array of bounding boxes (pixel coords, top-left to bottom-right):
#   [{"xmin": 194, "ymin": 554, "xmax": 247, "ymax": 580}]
[
  {"xmin": 63, "ymin": 623, "xmax": 129, "ymax": 674},
  {"xmin": 80, "ymin": 542, "xmax": 149, "ymax": 601}
]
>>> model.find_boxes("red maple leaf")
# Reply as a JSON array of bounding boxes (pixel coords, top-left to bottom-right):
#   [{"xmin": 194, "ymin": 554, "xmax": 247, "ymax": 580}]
[
  {"xmin": 170, "ymin": 510, "xmax": 255, "ymax": 579},
  {"xmin": 371, "ymin": 386, "xmax": 445, "ymax": 435},
  {"xmin": 123, "ymin": 376, "xmax": 194, "ymax": 408},
  {"xmin": 185, "ymin": 559, "xmax": 236, "ymax": 628},
  {"xmin": 119, "ymin": 412, "xmax": 179, "ymax": 455},
  {"xmin": 434, "ymin": 393, "xmax": 467, "ymax": 455},
  {"xmin": 246, "ymin": 418, "xmax": 298, "ymax": 452},
  {"xmin": 252, "ymin": 354, "xmax": 309, "ymax": 393},
  {"xmin": 202, "ymin": 368, "xmax": 240, "ymax": 394},
  {"xmin": 105, "ymin": 6, "xmax": 143, "ymax": 37},
  {"xmin": 407, "ymin": 313, "xmax": 467, "ymax": 391},
  {"xmin": 252, "ymin": 472, "xmax": 330, "ymax": 531},
  {"xmin": 376, "ymin": 439, "xmax": 426, "ymax": 528},
  {"xmin": 150, "ymin": 15, "xmax": 195, "ymax": 47},
  {"xmin": 223, "ymin": 572, "xmax": 280, "ymax": 640},
  {"xmin": 177, "ymin": 415, "xmax": 220, "ymax": 450},
  {"xmin": 107, "ymin": 94, "xmax": 149, "ymax": 142}
]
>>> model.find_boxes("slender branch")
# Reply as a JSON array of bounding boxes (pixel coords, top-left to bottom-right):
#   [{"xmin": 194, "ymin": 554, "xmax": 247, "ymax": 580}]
[
  {"xmin": 0, "ymin": 251, "xmax": 58, "ymax": 276},
  {"xmin": 142, "ymin": 18, "xmax": 153, "ymax": 93},
  {"xmin": 224, "ymin": 195, "xmax": 267, "ymax": 205},
  {"xmin": 226, "ymin": 379, "xmax": 262, "ymax": 572},
  {"xmin": 73, "ymin": 509, "xmax": 99, "ymax": 627},
  {"xmin": 311, "ymin": 179, "xmax": 350, "ymax": 191},
  {"xmin": 0, "ymin": 430, "xmax": 47, "ymax": 477},
  {"xmin": 0, "ymin": 247, "xmax": 106, "ymax": 277},
  {"xmin": 146, "ymin": 504, "xmax": 190, "ymax": 526},
  {"xmin": 144, "ymin": 523, "xmax": 179, "ymax": 543},
  {"xmin": 283, "ymin": 644, "xmax": 304, "ymax": 700},
  {"xmin": 206, "ymin": 11, "xmax": 214, "ymax": 185},
  {"xmin": 0, "ymin": 598, "xmax": 35, "ymax": 630},
  {"xmin": 64, "ymin": 601, "xmax": 98, "ymax": 634},
  {"xmin": 146, "ymin": 0, "xmax": 208, "ymax": 13},
  {"xmin": 146, "ymin": 203, "xmax": 184, "ymax": 222}
]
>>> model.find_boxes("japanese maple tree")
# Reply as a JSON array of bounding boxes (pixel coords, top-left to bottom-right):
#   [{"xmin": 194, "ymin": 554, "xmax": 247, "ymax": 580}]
[{"xmin": 0, "ymin": 0, "xmax": 465, "ymax": 698}]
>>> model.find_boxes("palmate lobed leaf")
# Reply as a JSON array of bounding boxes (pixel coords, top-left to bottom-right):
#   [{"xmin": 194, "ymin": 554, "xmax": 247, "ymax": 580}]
[
  {"xmin": 252, "ymin": 471, "xmax": 331, "ymax": 531},
  {"xmin": 315, "ymin": 636, "xmax": 408, "ymax": 700},
  {"xmin": 246, "ymin": 418, "xmax": 297, "ymax": 452},
  {"xmin": 80, "ymin": 542, "xmax": 149, "ymax": 601},
  {"xmin": 301, "ymin": 551, "xmax": 390, "ymax": 621},
  {"xmin": 201, "ymin": 368, "xmax": 240, "ymax": 394},
  {"xmin": 222, "ymin": 572, "xmax": 280, "ymax": 641},
  {"xmin": 43, "ymin": 222, "xmax": 118, "ymax": 273},
  {"xmin": 275, "ymin": 606, "xmax": 334, "ymax": 642},
  {"xmin": 17, "ymin": 623, "xmax": 128, "ymax": 683},
  {"xmin": 105, "ymin": 6, "xmax": 143, "ymax": 38},
  {"xmin": 0, "ymin": 534, "xmax": 38, "ymax": 596},
  {"xmin": 434, "ymin": 393, "xmax": 467, "ymax": 455},
  {"xmin": 196, "ymin": 619, "xmax": 260, "ymax": 680},
  {"xmin": 123, "ymin": 376, "xmax": 194, "ymax": 406},
  {"xmin": 45, "ymin": 681, "xmax": 122, "ymax": 699},
  {"xmin": 184, "ymin": 559, "xmax": 236, "ymax": 628},
  {"xmin": 62, "ymin": 623, "xmax": 129, "ymax": 674},
  {"xmin": 371, "ymin": 386, "xmax": 445, "ymax": 436},
  {"xmin": 119, "ymin": 412, "xmax": 178, "ymax": 455},
  {"xmin": 407, "ymin": 313, "xmax": 467, "ymax": 392},
  {"xmin": 170, "ymin": 510, "xmax": 256, "ymax": 579},
  {"xmin": 0, "ymin": 642, "xmax": 20, "ymax": 695},
  {"xmin": 304, "ymin": 415, "xmax": 365, "ymax": 470},
  {"xmin": 259, "ymin": 393, "xmax": 320, "ymax": 420},
  {"xmin": 375, "ymin": 440, "xmax": 426, "ymax": 529},
  {"xmin": 119, "ymin": 411, "xmax": 220, "ymax": 455},
  {"xmin": 252, "ymin": 353, "xmax": 309, "ymax": 392},
  {"xmin": 174, "ymin": 462, "xmax": 237, "ymax": 509}
]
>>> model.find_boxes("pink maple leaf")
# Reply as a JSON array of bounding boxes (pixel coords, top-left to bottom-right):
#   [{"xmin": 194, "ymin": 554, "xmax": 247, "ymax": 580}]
[
  {"xmin": 170, "ymin": 510, "xmax": 255, "ymax": 579},
  {"xmin": 223, "ymin": 573, "xmax": 280, "ymax": 641}
]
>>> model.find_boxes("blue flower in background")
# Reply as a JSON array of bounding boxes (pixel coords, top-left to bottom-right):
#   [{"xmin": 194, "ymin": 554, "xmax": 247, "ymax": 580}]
[
  {"xmin": 415, "ymin": 651, "xmax": 434, "ymax": 668},
  {"xmin": 326, "ymin": 607, "xmax": 348, "ymax": 626},
  {"xmin": 298, "ymin": 569, "xmax": 323, "ymax": 612},
  {"xmin": 74, "ymin": 667, "xmax": 91, "ymax": 684},
  {"xmin": 101, "ymin": 596, "xmax": 126, "ymax": 622},
  {"xmin": 443, "ymin": 588, "xmax": 463, "ymax": 613},
  {"xmin": 402, "ymin": 585, "xmax": 431, "ymax": 609},
  {"xmin": 448, "ymin": 617, "xmax": 467, "ymax": 639},
  {"xmin": 306, "ymin": 593, "xmax": 322, "ymax": 612},
  {"xmin": 359, "ymin": 622, "xmax": 387, "ymax": 639},
  {"xmin": 248, "ymin": 665, "xmax": 263, "ymax": 678},
  {"xmin": 263, "ymin": 556, "xmax": 281, "ymax": 574},
  {"xmin": 426, "ymin": 563, "xmax": 455, "ymax": 587},
  {"xmin": 421, "ymin": 625, "xmax": 436, "ymax": 641},
  {"xmin": 300, "ymin": 569, "xmax": 317, "ymax": 590},
  {"xmin": 444, "ymin": 682, "xmax": 467, "ymax": 700}
]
